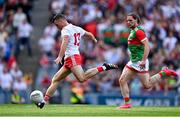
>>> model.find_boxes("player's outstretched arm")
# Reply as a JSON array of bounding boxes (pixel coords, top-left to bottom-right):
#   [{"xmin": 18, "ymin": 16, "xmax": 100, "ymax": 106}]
[
  {"xmin": 84, "ymin": 31, "xmax": 97, "ymax": 43},
  {"xmin": 55, "ymin": 35, "xmax": 69, "ymax": 64}
]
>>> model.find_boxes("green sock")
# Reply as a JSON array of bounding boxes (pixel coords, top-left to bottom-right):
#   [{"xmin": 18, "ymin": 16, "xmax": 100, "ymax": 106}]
[{"xmin": 159, "ymin": 71, "xmax": 167, "ymax": 78}]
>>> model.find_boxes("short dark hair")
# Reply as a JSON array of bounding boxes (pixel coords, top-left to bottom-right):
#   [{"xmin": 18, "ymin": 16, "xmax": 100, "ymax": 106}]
[
  {"xmin": 51, "ymin": 13, "xmax": 66, "ymax": 23},
  {"xmin": 127, "ymin": 12, "xmax": 141, "ymax": 24}
]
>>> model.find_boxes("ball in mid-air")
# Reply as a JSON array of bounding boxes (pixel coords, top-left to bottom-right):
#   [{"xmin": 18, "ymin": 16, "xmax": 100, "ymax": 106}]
[{"xmin": 30, "ymin": 90, "xmax": 44, "ymax": 103}]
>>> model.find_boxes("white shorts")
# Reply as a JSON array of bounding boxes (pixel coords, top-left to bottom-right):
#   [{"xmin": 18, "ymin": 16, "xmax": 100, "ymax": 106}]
[{"xmin": 126, "ymin": 60, "xmax": 149, "ymax": 73}]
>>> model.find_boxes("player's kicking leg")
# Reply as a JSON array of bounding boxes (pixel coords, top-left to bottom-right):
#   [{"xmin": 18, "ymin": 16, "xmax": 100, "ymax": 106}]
[
  {"xmin": 36, "ymin": 63, "xmax": 118, "ymax": 109},
  {"xmin": 36, "ymin": 66, "xmax": 71, "ymax": 109},
  {"xmin": 71, "ymin": 63, "xmax": 119, "ymax": 82}
]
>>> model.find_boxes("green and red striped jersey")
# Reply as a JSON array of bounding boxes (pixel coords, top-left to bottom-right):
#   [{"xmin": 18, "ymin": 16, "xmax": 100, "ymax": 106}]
[{"xmin": 128, "ymin": 26, "xmax": 147, "ymax": 62}]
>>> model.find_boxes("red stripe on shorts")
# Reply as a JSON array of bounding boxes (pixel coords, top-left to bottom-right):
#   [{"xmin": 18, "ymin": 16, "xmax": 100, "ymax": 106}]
[
  {"xmin": 64, "ymin": 54, "xmax": 82, "ymax": 69},
  {"xmin": 126, "ymin": 65, "xmax": 149, "ymax": 73}
]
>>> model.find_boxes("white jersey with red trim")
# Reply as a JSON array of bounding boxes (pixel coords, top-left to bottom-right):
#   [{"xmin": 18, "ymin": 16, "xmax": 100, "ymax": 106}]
[{"xmin": 61, "ymin": 24, "xmax": 85, "ymax": 59}]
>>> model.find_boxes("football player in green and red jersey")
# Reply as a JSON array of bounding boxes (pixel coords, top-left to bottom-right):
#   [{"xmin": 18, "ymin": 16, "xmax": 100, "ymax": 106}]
[{"xmin": 117, "ymin": 13, "xmax": 177, "ymax": 109}]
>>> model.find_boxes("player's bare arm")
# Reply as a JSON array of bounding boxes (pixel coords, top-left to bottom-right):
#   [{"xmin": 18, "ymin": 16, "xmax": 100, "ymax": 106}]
[
  {"xmin": 54, "ymin": 35, "xmax": 69, "ymax": 64},
  {"xmin": 84, "ymin": 31, "xmax": 97, "ymax": 43},
  {"xmin": 139, "ymin": 38, "xmax": 150, "ymax": 67}
]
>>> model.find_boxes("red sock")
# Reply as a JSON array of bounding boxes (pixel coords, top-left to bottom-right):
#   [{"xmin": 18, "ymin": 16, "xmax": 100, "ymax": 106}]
[
  {"xmin": 97, "ymin": 66, "xmax": 104, "ymax": 72},
  {"xmin": 44, "ymin": 94, "xmax": 50, "ymax": 102},
  {"xmin": 124, "ymin": 97, "xmax": 130, "ymax": 104}
]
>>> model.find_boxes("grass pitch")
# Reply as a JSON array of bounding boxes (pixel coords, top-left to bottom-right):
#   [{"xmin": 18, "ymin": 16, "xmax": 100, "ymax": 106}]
[{"xmin": 0, "ymin": 104, "xmax": 180, "ymax": 116}]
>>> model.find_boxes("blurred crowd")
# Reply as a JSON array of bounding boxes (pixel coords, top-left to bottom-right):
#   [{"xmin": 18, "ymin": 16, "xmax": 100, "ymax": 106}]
[
  {"xmin": 37, "ymin": 0, "xmax": 180, "ymax": 104},
  {"xmin": 0, "ymin": 0, "xmax": 33, "ymax": 103}
]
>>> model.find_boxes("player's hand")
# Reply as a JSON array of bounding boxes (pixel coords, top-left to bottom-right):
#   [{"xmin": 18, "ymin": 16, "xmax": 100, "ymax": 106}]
[
  {"xmin": 94, "ymin": 39, "xmax": 97, "ymax": 43},
  {"xmin": 139, "ymin": 60, "xmax": 146, "ymax": 69},
  {"xmin": 54, "ymin": 56, "xmax": 62, "ymax": 64}
]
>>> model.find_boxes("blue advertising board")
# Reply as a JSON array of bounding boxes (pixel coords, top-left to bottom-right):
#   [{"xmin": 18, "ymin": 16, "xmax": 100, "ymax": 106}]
[
  {"xmin": 85, "ymin": 93, "xmax": 180, "ymax": 106},
  {"xmin": 98, "ymin": 95, "xmax": 177, "ymax": 106}
]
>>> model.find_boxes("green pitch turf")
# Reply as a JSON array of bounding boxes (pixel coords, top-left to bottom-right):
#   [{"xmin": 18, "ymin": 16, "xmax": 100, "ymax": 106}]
[{"xmin": 0, "ymin": 104, "xmax": 180, "ymax": 116}]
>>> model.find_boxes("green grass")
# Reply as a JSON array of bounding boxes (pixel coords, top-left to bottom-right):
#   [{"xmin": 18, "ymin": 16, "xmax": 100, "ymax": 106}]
[{"xmin": 0, "ymin": 104, "xmax": 180, "ymax": 116}]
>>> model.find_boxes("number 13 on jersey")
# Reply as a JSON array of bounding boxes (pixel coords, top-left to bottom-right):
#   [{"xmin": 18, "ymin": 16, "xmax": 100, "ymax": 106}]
[{"xmin": 74, "ymin": 33, "xmax": 80, "ymax": 46}]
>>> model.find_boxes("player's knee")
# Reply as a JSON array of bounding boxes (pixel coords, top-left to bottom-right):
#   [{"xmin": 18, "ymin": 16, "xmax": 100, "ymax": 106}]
[
  {"xmin": 75, "ymin": 74, "xmax": 86, "ymax": 83},
  {"xmin": 143, "ymin": 85, "xmax": 151, "ymax": 89},
  {"xmin": 119, "ymin": 77, "xmax": 126, "ymax": 85},
  {"xmin": 77, "ymin": 78, "xmax": 84, "ymax": 83},
  {"xmin": 76, "ymin": 76, "xmax": 85, "ymax": 83}
]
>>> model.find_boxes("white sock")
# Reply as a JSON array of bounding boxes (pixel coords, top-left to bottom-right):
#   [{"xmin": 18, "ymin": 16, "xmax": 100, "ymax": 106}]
[{"xmin": 102, "ymin": 66, "xmax": 106, "ymax": 70}]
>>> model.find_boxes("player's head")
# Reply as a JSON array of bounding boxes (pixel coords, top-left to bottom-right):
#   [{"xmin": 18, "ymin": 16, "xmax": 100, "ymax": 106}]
[
  {"xmin": 126, "ymin": 13, "xmax": 141, "ymax": 29},
  {"xmin": 51, "ymin": 13, "xmax": 68, "ymax": 29}
]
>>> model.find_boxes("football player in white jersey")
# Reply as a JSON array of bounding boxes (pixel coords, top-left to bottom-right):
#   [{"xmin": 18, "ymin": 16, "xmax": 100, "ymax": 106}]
[{"xmin": 36, "ymin": 14, "xmax": 119, "ymax": 108}]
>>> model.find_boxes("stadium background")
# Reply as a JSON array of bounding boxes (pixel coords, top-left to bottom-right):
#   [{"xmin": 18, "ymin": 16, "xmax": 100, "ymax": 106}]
[{"xmin": 0, "ymin": 0, "xmax": 179, "ymax": 106}]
